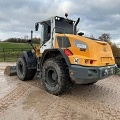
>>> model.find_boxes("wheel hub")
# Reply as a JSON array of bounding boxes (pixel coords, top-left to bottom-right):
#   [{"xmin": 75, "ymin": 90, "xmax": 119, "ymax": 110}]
[
  {"xmin": 52, "ymin": 72, "xmax": 57, "ymax": 80},
  {"xmin": 46, "ymin": 68, "xmax": 58, "ymax": 86}
]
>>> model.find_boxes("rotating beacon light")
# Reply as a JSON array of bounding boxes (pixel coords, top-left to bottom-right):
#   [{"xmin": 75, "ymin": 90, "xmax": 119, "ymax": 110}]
[{"xmin": 65, "ymin": 13, "xmax": 68, "ymax": 18}]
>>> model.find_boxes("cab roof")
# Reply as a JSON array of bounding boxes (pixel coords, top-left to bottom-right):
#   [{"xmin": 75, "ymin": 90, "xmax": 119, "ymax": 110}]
[{"xmin": 40, "ymin": 16, "xmax": 75, "ymax": 24}]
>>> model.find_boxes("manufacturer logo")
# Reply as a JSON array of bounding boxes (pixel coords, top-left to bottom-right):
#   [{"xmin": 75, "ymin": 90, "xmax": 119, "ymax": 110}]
[
  {"xmin": 77, "ymin": 44, "xmax": 87, "ymax": 49},
  {"xmin": 74, "ymin": 40, "xmax": 88, "ymax": 51}
]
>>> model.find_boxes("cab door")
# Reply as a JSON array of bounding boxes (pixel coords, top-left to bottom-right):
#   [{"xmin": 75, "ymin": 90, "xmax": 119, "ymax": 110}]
[{"xmin": 40, "ymin": 20, "xmax": 52, "ymax": 53}]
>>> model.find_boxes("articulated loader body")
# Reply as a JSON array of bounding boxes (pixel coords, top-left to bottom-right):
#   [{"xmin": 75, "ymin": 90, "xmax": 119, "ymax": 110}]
[{"xmin": 16, "ymin": 15, "xmax": 117, "ymax": 95}]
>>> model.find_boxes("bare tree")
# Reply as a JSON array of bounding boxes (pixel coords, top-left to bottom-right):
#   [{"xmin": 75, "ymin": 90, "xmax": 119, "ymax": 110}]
[{"xmin": 98, "ymin": 33, "xmax": 110, "ymax": 42}]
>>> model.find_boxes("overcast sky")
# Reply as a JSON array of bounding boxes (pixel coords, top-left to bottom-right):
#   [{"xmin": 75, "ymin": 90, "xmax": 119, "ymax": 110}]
[{"xmin": 0, "ymin": 0, "xmax": 120, "ymax": 44}]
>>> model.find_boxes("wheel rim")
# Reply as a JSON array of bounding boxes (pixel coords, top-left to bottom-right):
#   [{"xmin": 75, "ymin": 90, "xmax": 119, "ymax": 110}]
[{"xmin": 46, "ymin": 67, "xmax": 58, "ymax": 86}]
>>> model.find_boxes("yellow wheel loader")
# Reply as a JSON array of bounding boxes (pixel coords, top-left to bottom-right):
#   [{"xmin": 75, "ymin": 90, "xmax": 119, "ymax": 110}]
[{"xmin": 16, "ymin": 14, "xmax": 117, "ymax": 95}]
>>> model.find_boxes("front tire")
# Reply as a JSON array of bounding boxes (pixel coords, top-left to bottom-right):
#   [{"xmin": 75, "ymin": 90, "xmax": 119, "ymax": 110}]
[
  {"xmin": 16, "ymin": 57, "xmax": 36, "ymax": 81},
  {"xmin": 42, "ymin": 58, "xmax": 72, "ymax": 95}
]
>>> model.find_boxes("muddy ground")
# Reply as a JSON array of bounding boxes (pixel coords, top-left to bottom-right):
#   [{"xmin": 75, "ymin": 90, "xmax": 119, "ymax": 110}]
[{"xmin": 0, "ymin": 62, "xmax": 120, "ymax": 120}]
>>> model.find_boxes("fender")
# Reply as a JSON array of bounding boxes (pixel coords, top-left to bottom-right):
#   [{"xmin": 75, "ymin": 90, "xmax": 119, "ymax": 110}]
[
  {"xmin": 40, "ymin": 48, "xmax": 71, "ymax": 68},
  {"xmin": 21, "ymin": 51, "xmax": 37, "ymax": 69}
]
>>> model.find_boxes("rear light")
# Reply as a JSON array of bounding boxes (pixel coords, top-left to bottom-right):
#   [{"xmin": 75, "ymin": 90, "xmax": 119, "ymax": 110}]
[
  {"xmin": 90, "ymin": 60, "xmax": 93, "ymax": 64},
  {"xmin": 85, "ymin": 59, "xmax": 94, "ymax": 64},
  {"xmin": 64, "ymin": 49, "xmax": 73, "ymax": 56}
]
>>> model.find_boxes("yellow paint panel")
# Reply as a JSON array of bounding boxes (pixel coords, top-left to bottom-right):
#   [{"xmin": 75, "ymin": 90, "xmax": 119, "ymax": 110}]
[{"xmin": 55, "ymin": 34, "xmax": 115, "ymax": 66}]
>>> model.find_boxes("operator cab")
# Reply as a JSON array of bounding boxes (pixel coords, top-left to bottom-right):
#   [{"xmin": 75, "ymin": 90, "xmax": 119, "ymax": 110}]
[{"xmin": 35, "ymin": 15, "xmax": 80, "ymax": 53}]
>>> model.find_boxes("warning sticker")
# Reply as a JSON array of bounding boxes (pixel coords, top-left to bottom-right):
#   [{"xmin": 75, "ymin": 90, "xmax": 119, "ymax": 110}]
[{"xmin": 74, "ymin": 58, "xmax": 79, "ymax": 64}]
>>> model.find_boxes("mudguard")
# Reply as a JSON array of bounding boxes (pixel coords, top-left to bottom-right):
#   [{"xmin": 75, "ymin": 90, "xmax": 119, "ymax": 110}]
[
  {"xmin": 20, "ymin": 51, "xmax": 37, "ymax": 69},
  {"xmin": 40, "ymin": 48, "xmax": 71, "ymax": 68}
]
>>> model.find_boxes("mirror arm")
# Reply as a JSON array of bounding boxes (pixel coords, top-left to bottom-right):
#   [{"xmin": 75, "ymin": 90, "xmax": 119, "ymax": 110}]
[{"xmin": 27, "ymin": 31, "xmax": 36, "ymax": 52}]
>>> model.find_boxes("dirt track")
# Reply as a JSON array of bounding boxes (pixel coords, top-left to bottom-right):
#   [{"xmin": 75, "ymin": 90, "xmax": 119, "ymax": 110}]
[{"xmin": 0, "ymin": 62, "xmax": 120, "ymax": 120}]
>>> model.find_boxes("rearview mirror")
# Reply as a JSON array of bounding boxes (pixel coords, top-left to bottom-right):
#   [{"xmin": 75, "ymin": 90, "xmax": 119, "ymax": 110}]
[{"xmin": 35, "ymin": 23, "xmax": 39, "ymax": 31}]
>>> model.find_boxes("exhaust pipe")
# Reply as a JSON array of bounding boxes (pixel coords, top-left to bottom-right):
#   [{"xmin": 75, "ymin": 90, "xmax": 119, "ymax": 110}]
[{"xmin": 74, "ymin": 18, "xmax": 80, "ymax": 35}]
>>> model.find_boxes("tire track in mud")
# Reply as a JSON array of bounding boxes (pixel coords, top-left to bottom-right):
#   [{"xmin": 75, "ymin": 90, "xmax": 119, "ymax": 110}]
[
  {"xmin": 80, "ymin": 99, "xmax": 120, "ymax": 120},
  {"xmin": 40, "ymin": 99, "xmax": 93, "ymax": 120},
  {"xmin": 39, "ymin": 96, "xmax": 120, "ymax": 120},
  {"xmin": 62, "ymin": 76, "xmax": 120, "ymax": 120},
  {"xmin": 0, "ymin": 83, "xmax": 31, "ymax": 115},
  {"xmin": 21, "ymin": 75, "xmax": 120, "ymax": 120},
  {"xmin": 99, "ymin": 76, "xmax": 120, "ymax": 95}
]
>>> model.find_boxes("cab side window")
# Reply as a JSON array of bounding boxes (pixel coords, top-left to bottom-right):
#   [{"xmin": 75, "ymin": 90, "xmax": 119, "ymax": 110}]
[{"xmin": 42, "ymin": 20, "xmax": 51, "ymax": 44}]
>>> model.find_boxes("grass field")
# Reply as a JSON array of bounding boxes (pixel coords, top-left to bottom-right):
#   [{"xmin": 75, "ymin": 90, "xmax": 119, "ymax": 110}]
[
  {"xmin": 0, "ymin": 42, "xmax": 38, "ymax": 62},
  {"xmin": 0, "ymin": 42, "xmax": 34, "ymax": 49}
]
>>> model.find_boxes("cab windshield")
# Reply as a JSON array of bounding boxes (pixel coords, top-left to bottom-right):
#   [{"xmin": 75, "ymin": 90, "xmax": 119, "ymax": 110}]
[{"xmin": 55, "ymin": 17, "xmax": 74, "ymax": 34}]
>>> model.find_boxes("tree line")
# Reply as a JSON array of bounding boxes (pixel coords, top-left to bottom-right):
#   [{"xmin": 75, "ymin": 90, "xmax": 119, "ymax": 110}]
[{"xmin": 4, "ymin": 37, "xmax": 40, "ymax": 44}]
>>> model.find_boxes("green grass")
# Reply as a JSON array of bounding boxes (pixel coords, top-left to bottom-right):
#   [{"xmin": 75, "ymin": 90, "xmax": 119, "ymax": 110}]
[
  {"xmin": 0, "ymin": 42, "xmax": 38, "ymax": 62},
  {"xmin": 0, "ymin": 42, "xmax": 35, "ymax": 49},
  {"xmin": 0, "ymin": 57, "xmax": 18, "ymax": 62}
]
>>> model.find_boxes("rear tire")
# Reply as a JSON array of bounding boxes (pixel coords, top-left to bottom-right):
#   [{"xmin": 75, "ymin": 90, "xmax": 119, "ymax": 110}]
[
  {"xmin": 16, "ymin": 57, "xmax": 36, "ymax": 81},
  {"xmin": 42, "ymin": 58, "xmax": 73, "ymax": 95}
]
